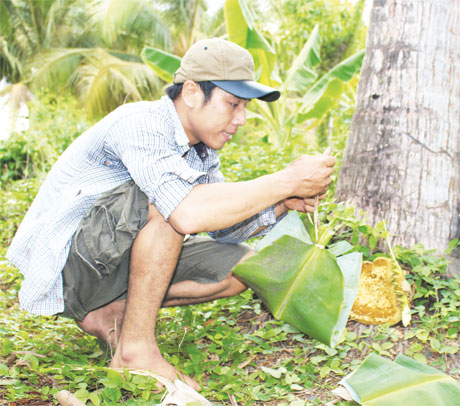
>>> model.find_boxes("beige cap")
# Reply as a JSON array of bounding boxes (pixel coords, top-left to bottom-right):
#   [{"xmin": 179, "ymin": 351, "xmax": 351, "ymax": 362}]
[{"xmin": 174, "ymin": 38, "xmax": 280, "ymax": 102}]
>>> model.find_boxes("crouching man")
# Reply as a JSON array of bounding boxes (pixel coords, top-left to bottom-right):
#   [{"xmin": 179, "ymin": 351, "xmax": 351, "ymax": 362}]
[{"xmin": 7, "ymin": 39, "xmax": 335, "ymax": 388}]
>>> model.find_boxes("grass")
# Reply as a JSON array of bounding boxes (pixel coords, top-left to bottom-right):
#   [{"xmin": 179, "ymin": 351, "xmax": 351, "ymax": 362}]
[
  {"xmin": 1, "ymin": 183, "xmax": 459, "ymax": 406},
  {"xmin": 1, "ymin": 259, "xmax": 459, "ymax": 405},
  {"xmin": 1, "ymin": 95, "xmax": 459, "ymax": 405}
]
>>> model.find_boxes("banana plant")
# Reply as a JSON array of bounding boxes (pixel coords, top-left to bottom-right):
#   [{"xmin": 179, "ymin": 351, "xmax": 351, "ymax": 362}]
[
  {"xmin": 335, "ymin": 354, "xmax": 460, "ymax": 406},
  {"xmin": 232, "ymin": 211, "xmax": 362, "ymax": 347},
  {"xmin": 224, "ymin": 0, "xmax": 365, "ymax": 147}
]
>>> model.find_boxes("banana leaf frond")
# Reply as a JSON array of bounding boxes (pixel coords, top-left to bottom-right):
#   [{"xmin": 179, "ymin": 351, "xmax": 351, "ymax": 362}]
[
  {"xmin": 233, "ymin": 211, "xmax": 362, "ymax": 347},
  {"xmin": 335, "ymin": 354, "xmax": 460, "ymax": 406}
]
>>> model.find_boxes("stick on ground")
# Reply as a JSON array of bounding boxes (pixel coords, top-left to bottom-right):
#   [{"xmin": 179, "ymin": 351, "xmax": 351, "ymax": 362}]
[{"xmin": 56, "ymin": 390, "xmax": 86, "ymax": 406}]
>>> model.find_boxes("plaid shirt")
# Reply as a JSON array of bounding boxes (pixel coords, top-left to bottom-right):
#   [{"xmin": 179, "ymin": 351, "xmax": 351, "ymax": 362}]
[{"xmin": 7, "ymin": 96, "xmax": 278, "ymax": 316}]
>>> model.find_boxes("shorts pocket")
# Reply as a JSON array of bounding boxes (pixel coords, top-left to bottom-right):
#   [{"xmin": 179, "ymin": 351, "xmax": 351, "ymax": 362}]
[{"xmin": 74, "ymin": 181, "xmax": 149, "ymax": 278}]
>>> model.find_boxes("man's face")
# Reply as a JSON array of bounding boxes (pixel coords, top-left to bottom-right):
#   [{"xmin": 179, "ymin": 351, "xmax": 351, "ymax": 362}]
[{"xmin": 186, "ymin": 86, "xmax": 249, "ymax": 150}]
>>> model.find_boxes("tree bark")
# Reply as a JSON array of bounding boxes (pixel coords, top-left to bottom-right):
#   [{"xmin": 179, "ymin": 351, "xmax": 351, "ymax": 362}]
[{"xmin": 335, "ymin": 0, "xmax": 460, "ymax": 258}]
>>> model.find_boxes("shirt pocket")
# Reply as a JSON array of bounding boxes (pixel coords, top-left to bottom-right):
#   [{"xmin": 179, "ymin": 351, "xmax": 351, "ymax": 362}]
[{"xmin": 104, "ymin": 161, "xmax": 127, "ymax": 172}]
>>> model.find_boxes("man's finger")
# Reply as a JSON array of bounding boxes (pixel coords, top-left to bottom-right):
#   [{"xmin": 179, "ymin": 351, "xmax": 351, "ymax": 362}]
[
  {"xmin": 317, "ymin": 192, "xmax": 327, "ymax": 200},
  {"xmin": 303, "ymin": 198, "xmax": 316, "ymax": 205},
  {"xmin": 323, "ymin": 155, "xmax": 336, "ymax": 167}
]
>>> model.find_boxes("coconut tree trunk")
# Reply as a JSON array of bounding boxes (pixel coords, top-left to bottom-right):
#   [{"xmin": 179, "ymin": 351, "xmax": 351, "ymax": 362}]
[{"xmin": 335, "ymin": 0, "xmax": 460, "ymax": 260}]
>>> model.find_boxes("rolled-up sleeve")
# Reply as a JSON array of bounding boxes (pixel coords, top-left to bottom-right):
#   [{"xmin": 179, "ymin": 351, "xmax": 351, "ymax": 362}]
[
  {"xmin": 105, "ymin": 113, "xmax": 206, "ymax": 220},
  {"xmin": 205, "ymin": 152, "xmax": 283, "ymax": 243},
  {"xmin": 209, "ymin": 205, "xmax": 281, "ymax": 243}
]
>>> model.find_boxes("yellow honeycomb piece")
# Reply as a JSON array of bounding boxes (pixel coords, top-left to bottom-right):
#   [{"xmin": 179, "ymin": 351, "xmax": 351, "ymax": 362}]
[{"xmin": 350, "ymin": 257, "xmax": 410, "ymax": 325}]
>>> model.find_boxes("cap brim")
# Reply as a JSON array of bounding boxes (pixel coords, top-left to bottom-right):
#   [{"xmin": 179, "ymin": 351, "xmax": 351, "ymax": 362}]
[{"xmin": 210, "ymin": 80, "xmax": 280, "ymax": 102}]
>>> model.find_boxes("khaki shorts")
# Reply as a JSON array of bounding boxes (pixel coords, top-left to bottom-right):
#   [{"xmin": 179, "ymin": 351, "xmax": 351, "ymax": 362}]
[{"xmin": 60, "ymin": 181, "xmax": 251, "ymax": 321}]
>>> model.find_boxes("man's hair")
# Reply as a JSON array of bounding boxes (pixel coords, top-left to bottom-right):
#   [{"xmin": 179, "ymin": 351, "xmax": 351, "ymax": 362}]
[{"xmin": 166, "ymin": 81, "xmax": 217, "ymax": 104}]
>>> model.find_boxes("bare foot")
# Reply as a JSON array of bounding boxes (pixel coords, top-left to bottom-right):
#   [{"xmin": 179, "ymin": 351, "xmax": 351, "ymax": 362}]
[
  {"xmin": 110, "ymin": 341, "xmax": 199, "ymax": 390},
  {"xmin": 76, "ymin": 300, "xmax": 126, "ymax": 350}
]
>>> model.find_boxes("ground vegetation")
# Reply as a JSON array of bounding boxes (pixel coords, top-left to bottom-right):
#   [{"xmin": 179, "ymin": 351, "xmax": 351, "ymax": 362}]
[{"xmin": 1, "ymin": 1, "xmax": 459, "ymax": 405}]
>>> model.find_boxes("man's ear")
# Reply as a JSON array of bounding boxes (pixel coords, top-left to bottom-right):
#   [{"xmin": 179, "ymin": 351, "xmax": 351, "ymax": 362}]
[{"xmin": 181, "ymin": 80, "xmax": 202, "ymax": 108}]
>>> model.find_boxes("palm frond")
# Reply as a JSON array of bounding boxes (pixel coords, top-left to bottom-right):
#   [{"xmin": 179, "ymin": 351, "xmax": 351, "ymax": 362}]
[
  {"xmin": 4, "ymin": 0, "xmax": 35, "ymax": 49},
  {"xmin": 157, "ymin": 0, "xmax": 212, "ymax": 53},
  {"xmin": 0, "ymin": 37, "xmax": 23, "ymax": 80},
  {"xmin": 2, "ymin": 0, "xmax": 36, "ymax": 61},
  {"xmin": 42, "ymin": 0, "xmax": 78, "ymax": 48},
  {"xmin": 0, "ymin": 1, "xmax": 11, "ymax": 34},
  {"xmin": 27, "ymin": 48, "xmax": 92, "ymax": 90},
  {"xmin": 88, "ymin": 0, "xmax": 172, "ymax": 50},
  {"xmin": 0, "ymin": 0, "xmax": 82, "ymax": 83},
  {"xmin": 70, "ymin": 53, "xmax": 161, "ymax": 118}
]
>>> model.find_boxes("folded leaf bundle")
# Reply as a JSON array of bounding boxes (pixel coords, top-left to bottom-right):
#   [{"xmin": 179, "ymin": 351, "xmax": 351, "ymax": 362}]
[
  {"xmin": 233, "ymin": 211, "xmax": 362, "ymax": 347},
  {"xmin": 336, "ymin": 354, "xmax": 460, "ymax": 406}
]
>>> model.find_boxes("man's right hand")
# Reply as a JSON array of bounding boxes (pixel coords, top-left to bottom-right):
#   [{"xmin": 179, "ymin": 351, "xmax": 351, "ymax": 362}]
[{"xmin": 282, "ymin": 153, "xmax": 336, "ymax": 198}]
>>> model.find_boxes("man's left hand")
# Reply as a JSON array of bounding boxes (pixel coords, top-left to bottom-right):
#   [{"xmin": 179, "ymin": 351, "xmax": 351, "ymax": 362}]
[{"xmin": 276, "ymin": 193, "xmax": 327, "ymax": 216}]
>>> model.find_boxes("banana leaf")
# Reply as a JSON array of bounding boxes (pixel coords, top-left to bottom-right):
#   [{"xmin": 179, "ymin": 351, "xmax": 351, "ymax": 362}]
[
  {"xmin": 284, "ymin": 24, "xmax": 321, "ymax": 93},
  {"xmin": 233, "ymin": 211, "xmax": 362, "ymax": 347},
  {"xmin": 295, "ymin": 49, "xmax": 365, "ymax": 123},
  {"xmin": 256, "ymin": 210, "xmax": 312, "ymax": 251},
  {"xmin": 141, "ymin": 47, "xmax": 181, "ymax": 83},
  {"xmin": 337, "ymin": 354, "xmax": 460, "ymax": 406}
]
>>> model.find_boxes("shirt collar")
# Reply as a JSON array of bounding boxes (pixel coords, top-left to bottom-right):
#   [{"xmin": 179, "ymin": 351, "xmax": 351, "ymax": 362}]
[
  {"xmin": 163, "ymin": 95, "xmax": 190, "ymax": 152},
  {"xmin": 194, "ymin": 142, "xmax": 208, "ymax": 160},
  {"xmin": 162, "ymin": 95, "xmax": 209, "ymax": 161}
]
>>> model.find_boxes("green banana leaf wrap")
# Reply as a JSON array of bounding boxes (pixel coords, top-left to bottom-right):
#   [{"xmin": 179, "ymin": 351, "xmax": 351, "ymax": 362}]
[{"xmin": 233, "ymin": 211, "xmax": 362, "ymax": 347}]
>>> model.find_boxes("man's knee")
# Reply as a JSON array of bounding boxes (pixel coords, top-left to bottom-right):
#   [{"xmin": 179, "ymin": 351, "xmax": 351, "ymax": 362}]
[
  {"xmin": 147, "ymin": 202, "xmax": 164, "ymax": 219},
  {"xmin": 144, "ymin": 203, "xmax": 185, "ymax": 237}
]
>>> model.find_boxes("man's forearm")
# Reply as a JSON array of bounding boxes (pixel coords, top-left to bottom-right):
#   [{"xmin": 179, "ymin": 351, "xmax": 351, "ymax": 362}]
[
  {"xmin": 169, "ymin": 171, "xmax": 290, "ymax": 235},
  {"xmin": 169, "ymin": 153, "xmax": 335, "ymax": 235}
]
